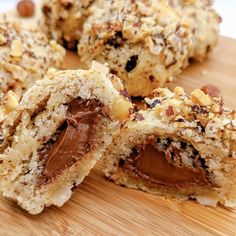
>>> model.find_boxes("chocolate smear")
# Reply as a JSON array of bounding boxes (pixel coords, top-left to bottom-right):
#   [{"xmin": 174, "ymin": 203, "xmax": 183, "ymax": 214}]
[
  {"xmin": 38, "ymin": 98, "xmax": 105, "ymax": 184},
  {"xmin": 122, "ymin": 141, "xmax": 214, "ymax": 188}
]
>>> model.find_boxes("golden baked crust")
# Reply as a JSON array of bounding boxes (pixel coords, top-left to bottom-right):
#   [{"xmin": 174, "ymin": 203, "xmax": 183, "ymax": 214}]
[
  {"xmin": 0, "ymin": 19, "xmax": 66, "ymax": 97},
  {"xmin": 104, "ymin": 87, "xmax": 236, "ymax": 208},
  {"xmin": 41, "ymin": 0, "xmax": 220, "ymax": 96},
  {"xmin": 0, "ymin": 62, "xmax": 133, "ymax": 214},
  {"xmin": 170, "ymin": 0, "xmax": 221, "ymax": 61},
  {"xmin": 41, "ymin": 0, "xmax": 98, "ymax": 49},
  {"xmin": 78, "ymin": 0, "xmax": 220, "ymax": 96},
  {"xmin": 78, "ymin": 0, "xmax": 189, "ymax": 96}
]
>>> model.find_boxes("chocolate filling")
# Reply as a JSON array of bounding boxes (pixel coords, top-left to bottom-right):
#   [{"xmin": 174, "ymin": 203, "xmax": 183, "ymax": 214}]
[
  {"xmin": 38, "ymin": 98, "xmax": 106, "ymax": 184},
  {"xmin": 120, "ymin": 138, "xmax": 213, "ymax": 188}
]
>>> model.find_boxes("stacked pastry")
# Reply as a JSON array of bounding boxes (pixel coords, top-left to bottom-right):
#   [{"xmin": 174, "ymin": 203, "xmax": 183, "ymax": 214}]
[
  {"xmin": 0, "ymin": 19, "xmax": 65, "ymax": 97},
  {"xmin": 41, "ymin": 0, "xmax": 220, "ymax": 96}
]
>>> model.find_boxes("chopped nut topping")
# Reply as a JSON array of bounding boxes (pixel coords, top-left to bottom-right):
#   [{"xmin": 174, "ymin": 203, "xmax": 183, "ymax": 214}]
[
  {"xmin": 50, "ymin": 40, "xmax": 63, "ymax": 52},
  {"xmin": 111, "ymin": 96, "xmax": 133, "ymax": 120},
  {"xmin": 110, "ymin": 74, "xmax": 123, "ymax": 91},
  {"xmin": 47, "ymin": 68, "xmax": 57, "ymax": 78},
  {"xmin": 60, "ymin": 0, "xmax": 73, "ymax": 7},
  {"xmin": 168, "ymin": 99, "xmax": 182, "ymax": 108},
  {"xmin": 0, "ymin": 35, "xmax": 7, "ymax": 46},
  {"xmin": 155, "ymin": 105, "xmax": 162, "ymax": 117},
  {"xmin": 91, "ymin": 61, "xmax": 110, "ymax": 75},
  {"xmin": 11, "ymin": 38, "xmax": 23, "ymax": 57},
  {"xmin": 134, "ymin": 112, "xmax": 145, "ymax": 121},
  {"xmin": 4, "ymin": 91, "xmax": 19, "ymax": 113},
  {"xmin": 211, "ymin": 103, "xmax": 221, "ymax": 113},
  {"xmin": 191, "ymin": 89, "xmax": 211, "ymax": 106},
  {"xmin": 174, "ymin": 86, "xmax": 185, "ymax": 96},
  {"xmin": 182, "ymin": 0, "xmax": 196, "ymax": 5},
  {"xmin": 231, "ymin": 142, "xmax": 236, "ymax": 152},
  {"xmin": 0, "ymin": 110, "xmax": 5, "ymax": 123},
  {"xmin": 168, "ymin": 0, "xmax": 175, "ymax": 7},
  {"xmin": 120, "ymin": 90, "xmax": 131, "ymax": 102},
  {"xmin": 201, "ymin": 85, "xmax": 221, "ymax": 98},
  {"xmin": 166, "ymin": 106, "xmax": 174, "ymax": 117},
  {"xmin": 136, "ymin": 2, "xmax": 152, "ymax": 16}
]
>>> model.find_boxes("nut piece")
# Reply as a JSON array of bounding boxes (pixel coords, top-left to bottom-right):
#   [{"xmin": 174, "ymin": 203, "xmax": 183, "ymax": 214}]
[
  {"xmin": 155, "ymin": 104, "xmax": 162, "ymax": 117},
  {"xmin": 137, "ymin": 2, "xmax": 152, "ymax": 16},
  {"xmin": 91, "ymin": 61, "xmax": 110, "ymax": 75},
  {"xmin": 182, "ymin": 0, "xmax": 196, "ymax": 5},
  {"xmin": 231, "ymin": 141, "xmax": 236, "ymax": 152},
  {"xmin": 49, "ymin": 40, "xmax": 62, "ymax": 52},
  {"xmin": 11, "ymin": 38, "xmax": 23, "ymax": 57},
  {"xmin": 191, "ymin": 89, "xmax": 211, "ymax": 106},
  {"xmin": 165, "ymin": 106, "xmax": 174, "ymax": 117},
  {"xmin": 60, "ymin": 0, "xmax": 73, "ymax": 7},
  {"xmin": 47, "ymin": 68, "xmax": 57, "ymax": 78},
  {"xmin": 4, "ymin": 91, "xmax": 19, "ymax": 113},
  {"xmin": 174, "ymin": 86, "xmax": 185, "ymax": 96},
  {"xmin": 0, "ymin": 109, "xmax": 5, "ymax": 123},
  {"xmin": 110, "ymin": 75, "xmax": 123, "ymax": 92},
  {"xmin": 17, "ymin": 0, "xmax": 35, "ymax": 18},
  {"xmin": 111, "ymin": 96, "xmax": 133, "ymax": 121},
  {"xmin": 169, "ymin": 98, "xmax": 182, "ymax": 106},
  {"xmin": 201, "ymin": 85, "xmax": 221, "ymax": 98},
  {"xmin": 0, "ymin": 34, "xmax": 7, "ymax": 46}
]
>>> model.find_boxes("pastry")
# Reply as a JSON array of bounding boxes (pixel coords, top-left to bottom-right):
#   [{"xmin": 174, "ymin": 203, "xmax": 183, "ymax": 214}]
[
  {"xmin": 41, "ymin": 0, "xmax": 99, "ymax": 49},
  {"xmin": 78, "ymin": 0, "xmax": 220, "ymax": 96},
  {"xmin": 170, "ymin": 0, "xmax": 221, "ymax": 61},
  {"xmin": 0, "ymin": 62, "xmax": 133, "ymax": 214},
  {"xmin": 41, "ymin": 0, "xmax": 220, "ymax": 96},
  {"xmin": 0, "ymin": 19, "xmax": 65, "ymax": 97},
  {"xmin": 77, "ymin": 0, "xmax": 189, "ymax": 96},
  {"xmin": 104, "ymin": 87, "xmax": 236, "ymax": 208}
]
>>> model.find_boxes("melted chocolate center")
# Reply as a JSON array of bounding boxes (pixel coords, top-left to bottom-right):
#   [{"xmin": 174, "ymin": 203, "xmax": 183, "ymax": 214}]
[
  {"xmin": 122, "ymin": 142, "xmax": 212, "ymax": 187},
  {"xmin": 38, "ymin": 98, "xmax": 105, "ymax": 184}
]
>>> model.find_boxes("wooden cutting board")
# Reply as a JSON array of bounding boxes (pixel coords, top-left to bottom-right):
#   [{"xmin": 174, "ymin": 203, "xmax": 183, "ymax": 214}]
[{"xmin": 1, "ymin": 7, "xmax": 236, "ymax": 236}]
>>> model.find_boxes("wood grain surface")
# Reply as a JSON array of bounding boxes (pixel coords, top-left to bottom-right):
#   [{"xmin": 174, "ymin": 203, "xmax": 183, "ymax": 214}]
[{"xmin": 1, "ymin": 7, "xmax": 236, "ymax": 236}]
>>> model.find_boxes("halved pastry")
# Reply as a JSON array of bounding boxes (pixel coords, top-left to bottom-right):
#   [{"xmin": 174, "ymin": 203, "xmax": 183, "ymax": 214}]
[
  {"xmin": 0, "ymin": 62, "xmax": 133, "ymax": 214},
  {"xmin": 104, "ymin": 87, "xmax": 236, "ymax": 207}
]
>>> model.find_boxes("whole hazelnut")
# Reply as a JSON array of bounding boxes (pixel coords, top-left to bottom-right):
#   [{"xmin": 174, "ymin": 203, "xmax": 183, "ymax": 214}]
[{"xmin": 17, "ymin": 0, "xmax": 35, "ymax": 17}]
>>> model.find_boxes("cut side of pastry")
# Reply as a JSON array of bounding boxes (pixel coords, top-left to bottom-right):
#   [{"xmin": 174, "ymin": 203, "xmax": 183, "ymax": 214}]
[
  {"xmin": 0, "ymin": 19, "xmax": 65, "ymax": 97},
  {"xmin": 0, "ymin": 62, "xmax": 133, "ymax": 214},
  {"xmin": 104, "ymin": 87, "xmax": 236, "ymax": 208}
]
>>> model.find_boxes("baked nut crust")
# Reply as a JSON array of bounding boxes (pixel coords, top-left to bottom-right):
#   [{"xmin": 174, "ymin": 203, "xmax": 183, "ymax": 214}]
[
  {"xmin": 0, "ymin": 62, "xmax": 133, "ymax": 214},
  {"xmin": 41, "ymin": 0, "xmax": 220, "ymax": 96},
  {"xmin": 0, "ymin": 19, "xmax": 65, "ymax": 97},
  {"xmin": 104, "ymin": 87, "xmax": 236, "ymax": 208}
]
